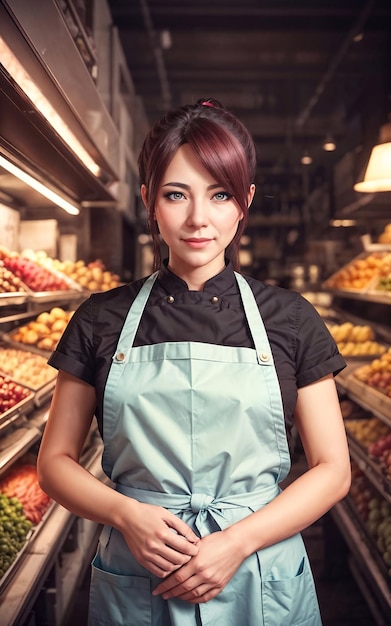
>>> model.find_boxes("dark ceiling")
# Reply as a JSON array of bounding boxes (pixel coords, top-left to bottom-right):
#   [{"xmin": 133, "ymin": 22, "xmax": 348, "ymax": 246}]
[{"xmin": 108, "ymin": 0, "xmax": 391, "ymax": 204}]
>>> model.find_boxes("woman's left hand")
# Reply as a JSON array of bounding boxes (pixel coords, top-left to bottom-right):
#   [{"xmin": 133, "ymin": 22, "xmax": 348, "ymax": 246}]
[{"xmin": 152, "ymin": 528, "xmax": 244, "ymax": 603}]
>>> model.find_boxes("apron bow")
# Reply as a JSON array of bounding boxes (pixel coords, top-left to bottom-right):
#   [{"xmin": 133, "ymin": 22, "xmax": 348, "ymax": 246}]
[
  {"xmin": 115, "ymin": 483, "xmax": 280, "ymax": 534},
  {"xmin": 190, "ymin": 492, "xmax": 213, "ymax": 513}
]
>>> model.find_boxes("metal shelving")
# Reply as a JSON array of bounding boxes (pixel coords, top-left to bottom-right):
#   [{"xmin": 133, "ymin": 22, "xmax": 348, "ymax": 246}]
[
  {"xmin": 331, "ymin": 500, "xmax": 391, "ymax": 624},
  {"xmin": 0, "ymin": 447, "xmax": 105, "ymax": 626},
  {"xmin": 326, "ymin": 285, "xmax": 391, "ymax": 624}
]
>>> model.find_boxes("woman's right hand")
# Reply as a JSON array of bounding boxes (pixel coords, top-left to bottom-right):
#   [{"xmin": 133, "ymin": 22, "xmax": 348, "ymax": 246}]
[{"xmin": 120, "ymin": 501, "xmax": 199, "ymax": 578}]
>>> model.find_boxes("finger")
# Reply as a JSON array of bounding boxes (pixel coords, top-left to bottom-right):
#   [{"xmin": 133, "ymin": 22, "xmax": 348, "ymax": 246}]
[
  {"xmin": 174, "ymin": 583, "xmax": 212, "ymax": 602},
  {"xmin": 166, "ymin": 517, "xmax": 199, "ymax": 544},
  {"xmin": 186, "ymin": 588, "xmax": 218, "ymax": 604},
  {"xmin": 153, "ymin": 567, "xmax": 196, "ymax": 596},
  {"xmin": 165, "ymin": 532, "xmax": 199, "ymax": 557},
  {"xmin": 145, "ymin": 554, "xmax": 189, "ymax": 578}
]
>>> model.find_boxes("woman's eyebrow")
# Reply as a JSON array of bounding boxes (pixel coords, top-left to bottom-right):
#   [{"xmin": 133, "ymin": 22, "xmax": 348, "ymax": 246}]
[
  {"xmin": 162, "ymin": 182, "xmax": 189, "ymax": 189},
  {"xmin": 162, "ymin": 182, "xmax": 222, "ymax": 190}
]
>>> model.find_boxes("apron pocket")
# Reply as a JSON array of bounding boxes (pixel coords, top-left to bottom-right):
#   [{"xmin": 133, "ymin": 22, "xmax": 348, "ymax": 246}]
[
  {"xmin": 262, "ymin": 556, "xmax": 321, "ymax": 626},
  {"xmin": 89, "ymin": 553, "xmax": 152, "ymax": 625}
]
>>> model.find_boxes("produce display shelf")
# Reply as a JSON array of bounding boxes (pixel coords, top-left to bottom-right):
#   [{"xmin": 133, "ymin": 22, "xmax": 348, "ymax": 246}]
[
  {"xmin": 337, "ymin": 370, "xmax": 391, "ymax": 427},
  {"xmin": 0, "ymin": 446, "xmax": 106, "ymax": 626},
  {"xmin": 343, "ymin": 496, "xmax": 391, "ymax": 596},
  {"xmin": 0, "ymin": 389, "xmax": 35, "ymax": 431},
  {"xmin": 0, "ymin": 334, "xmax": 54, "ymax": 360},
  {"xmin": 324, "ymin": 288, "xmax": 391, "ymax": 307},
  {"xmin": 331, "ymin": 500, "xmax": 391, "ymax": 623},
  {"xmin": 0, "ymin": 502, "xmax": 55, "ymax": 596},
  {"xmin": 347, "ymin": 435, "xmax": 391, "ymax": 501},
  {"xmin": 348, "ymin": 555, "xmax": 391, "ymax": 626},
  {"xmin": 29, "ymin": 289, "xmax": 85, "ymax": 304},
  {"xmin": 345, "ymin": 377, "xmax": 391, "ymax": 422},
  {"xmin": 0, "ymin": 425, "xmax": 42, "ymax": 474},
  {"xmin": 0, "ymin": 293, "xmax": 29, "ymax": 307},
  {"xmin": 31, "ymin": 379, "xmax": 57, "ymax": 407}
]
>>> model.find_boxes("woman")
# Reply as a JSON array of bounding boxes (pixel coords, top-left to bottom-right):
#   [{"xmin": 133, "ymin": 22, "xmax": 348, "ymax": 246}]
[{"xmin": 37, "ymin": 98, "xmax": 351, "ymax": 626}]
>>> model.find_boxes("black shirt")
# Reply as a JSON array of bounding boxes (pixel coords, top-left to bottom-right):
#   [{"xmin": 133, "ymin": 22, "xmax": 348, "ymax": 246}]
[{"xmin": 49, "ymin": 261, "xmax": 345, "ymax": 443}]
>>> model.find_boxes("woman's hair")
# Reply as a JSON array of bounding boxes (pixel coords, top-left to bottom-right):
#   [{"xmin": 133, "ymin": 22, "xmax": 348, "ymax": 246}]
[{"xmin": 138, "ymin": 98, "xmax": 257, "ymax": 271}]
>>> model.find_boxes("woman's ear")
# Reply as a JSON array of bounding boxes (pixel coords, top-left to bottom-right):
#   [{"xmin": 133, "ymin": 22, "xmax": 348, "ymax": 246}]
[
  {"xmin": 247, "ymin": 184, "xmax": 256, "ymax": 208},
  {"xmin": 140, "ymin": 184, "xmax": 148, "ymax": 208},
  {"xmin": 141, "ymin": 185, "xmax": 156, "ymax": 220}
]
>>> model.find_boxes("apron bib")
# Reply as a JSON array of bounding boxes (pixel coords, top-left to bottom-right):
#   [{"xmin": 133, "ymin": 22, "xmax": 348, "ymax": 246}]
[{"xmin": 89, "ymin": 272, "xmax": 321, "ymax": 626}]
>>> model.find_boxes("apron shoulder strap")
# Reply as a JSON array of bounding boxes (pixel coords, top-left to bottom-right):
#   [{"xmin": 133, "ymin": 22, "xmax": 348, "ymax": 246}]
[{"xmin": 234, "ymin": 272, "xmax": 275, "ymax": 364}]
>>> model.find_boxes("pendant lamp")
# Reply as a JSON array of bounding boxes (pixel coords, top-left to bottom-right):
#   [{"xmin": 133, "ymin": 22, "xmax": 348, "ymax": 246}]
[{"xmin": 354, "ymin": 121, "xmax": 391, "ymax": 192}]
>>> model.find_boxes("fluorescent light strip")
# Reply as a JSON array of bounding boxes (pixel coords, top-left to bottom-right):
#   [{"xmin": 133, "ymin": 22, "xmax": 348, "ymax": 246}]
[
  {"xmin": 0, "ymin": 154, "xmax": 80, "ymax": 215},
  {"xmin": 0, "ymin": 37, "xmax": 101, "ymax": 177}
]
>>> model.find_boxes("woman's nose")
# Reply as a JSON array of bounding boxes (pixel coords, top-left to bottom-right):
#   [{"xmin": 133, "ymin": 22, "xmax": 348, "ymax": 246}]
[{"xmin": 186, "ymin": 199, "xmax": 209, "ymax": 227}]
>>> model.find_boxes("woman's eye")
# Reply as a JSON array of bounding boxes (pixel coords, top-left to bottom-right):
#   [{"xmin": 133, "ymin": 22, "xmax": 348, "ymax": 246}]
[
  {"xmin": 165, "ymin": 191, "xmax": 185, "ymax": 201},
  {"xmin": 213, "ymin": 191, "xmax": 232, "ymax": 201}
]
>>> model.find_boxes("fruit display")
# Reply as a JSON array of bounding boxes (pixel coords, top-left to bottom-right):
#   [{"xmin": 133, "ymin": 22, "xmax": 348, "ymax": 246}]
[
  {"xmin": 0, "ymin": 464, "xmax": 51, "ymax": 525},
  {"xmin": 349, "ymin": 462, "xmax": 391, "ymax": 575},
  {"xmin": 60, "ymin": 258, "xmax": 121, "ymax": 291},
  {"xmin": 368, "ymin": 434, "xmax": 391, "ymax": 480},
  {"xmin": 345, "ymin": 416, "xmax": 391, "ymax": 480},
  {"xmin": 0, "ymin": 493, "xmax": 33, "ymax": 581},
  {"xmin": 0, "ymin": 247, "xmax": 70, "ymax": 292},
  {"xmin": 0, "ymin": 260, "xmax": 28, "ymax": 294},
  {"xmin": 0, "ymin": 374, "xmax": 32, "ymax": 415},
  {"xmin": 354, "ymin": 347, "xmax": 391, "ymax": 398},
  {"xmin": 345, "ymin": 415, "xmax": 390, "ymax": 449},
  {"xmin": 377, "ymin": 223, "xmax": 391, "ymax": 245},
  {"xmin": 326, "ymin": 321, "xmax": 386, "ymax": 357},
  {"xmin": 0, "ymin": 348, "xmax": 57, "ymax": 390},
  {"xmin": 324, "ymin": 252, "xmax": 386, "ymax": 291},
  {"xmin": 372, "ymin": 252, "xmax": 391, "ymax": 294},
  {"xmin": 10, "ymin": 307, "xmax": 73, "ymax": 352},
  {"xmin": 21, "ymin": 249, "xmax": 120, "ymax": 292}
]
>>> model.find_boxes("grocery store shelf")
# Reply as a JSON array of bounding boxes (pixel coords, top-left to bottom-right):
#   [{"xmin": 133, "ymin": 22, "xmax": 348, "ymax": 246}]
[
  {"xmin": 329, "ymin": 289, "xmax": 391, "ymax": 307},
  {"xmin": 347, "ymin": 436, "xmax": 391, "ymax": 501},
  {"xmin": 331, "ymin": 500, "xmax": 391, "ymax": 624},
  {"xmin": 0, "ymin": 445, "xmax": 106, "ymax": 626},
  {"xmin": 337, "ymin": 373, "xmax": 391, "ymax": 427},
  {"xmin": 348, "ymin": 555, "xmax": 391, "ymax": 626},
  {"xmin": 0, "ymin": 407, "xmax": 48, "ymax": 473}
]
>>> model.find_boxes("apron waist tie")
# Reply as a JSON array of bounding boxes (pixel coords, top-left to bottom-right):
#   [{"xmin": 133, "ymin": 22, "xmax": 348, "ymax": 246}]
[{"xmin": 115, "ymin": 483, "xmax": 280, "ymax": 534}]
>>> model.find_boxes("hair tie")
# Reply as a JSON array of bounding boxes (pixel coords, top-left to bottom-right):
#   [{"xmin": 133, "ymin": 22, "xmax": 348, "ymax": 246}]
[{"xmin": 201, "ymin": 101, "xmax": 214, "ymax": 107}]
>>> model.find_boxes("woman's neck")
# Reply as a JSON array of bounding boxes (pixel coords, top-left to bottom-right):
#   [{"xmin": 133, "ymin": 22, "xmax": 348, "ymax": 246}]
[{"xmin": 167, "ymin": 260, "xmax": 226, "ymax": 291}]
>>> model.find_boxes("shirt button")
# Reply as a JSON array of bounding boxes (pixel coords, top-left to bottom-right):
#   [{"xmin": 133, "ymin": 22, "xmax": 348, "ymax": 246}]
[
  {"xmin": 167, "ymin": 295, "xmax": 175, "ymax": 303},
  {"xmin": 211, "ymin": 296, "xmax": 219, "ymax": 304},
  {"xmin": 116, "ymin": 352, "xmax": 126, "ymax": 361},
  {"xmin": 259, "ymin": 352, "xmax": 270, "ymax": 362}
]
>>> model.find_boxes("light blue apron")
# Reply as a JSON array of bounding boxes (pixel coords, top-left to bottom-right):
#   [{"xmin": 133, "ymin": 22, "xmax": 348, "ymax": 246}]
[{"xmin": 89, "ymin": 272, "xmax": 322, "ymax": 626}]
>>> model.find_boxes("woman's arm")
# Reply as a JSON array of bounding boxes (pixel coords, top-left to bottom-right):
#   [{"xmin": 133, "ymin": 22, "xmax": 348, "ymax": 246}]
[
  {"xmin": 154, "ymin": 374, "xmax": 351, "ymax": 602},
  {"xmin": 37, "ymin": 370, "xmax": 199, "ymax": 577}
]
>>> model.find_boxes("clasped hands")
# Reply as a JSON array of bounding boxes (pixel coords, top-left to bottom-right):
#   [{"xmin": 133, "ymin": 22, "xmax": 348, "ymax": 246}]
[{"xmin": 122, "ymin": 501, "xmax": 244, "ymax": 604}]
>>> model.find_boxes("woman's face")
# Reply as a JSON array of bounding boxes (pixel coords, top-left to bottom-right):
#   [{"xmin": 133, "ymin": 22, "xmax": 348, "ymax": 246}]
[{"xmin": 142, "ymin": 144, "xmax": 253, "ymax": 287}]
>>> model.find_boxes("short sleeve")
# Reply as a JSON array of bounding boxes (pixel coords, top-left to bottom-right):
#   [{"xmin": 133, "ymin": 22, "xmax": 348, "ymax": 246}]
[
  {"xmin": 48, "ymin": 296, "xmax": 95, "ymax": 385},
  {"xmin": 295, "ymin": 295, "xmax": 346, "ymax": 388}
]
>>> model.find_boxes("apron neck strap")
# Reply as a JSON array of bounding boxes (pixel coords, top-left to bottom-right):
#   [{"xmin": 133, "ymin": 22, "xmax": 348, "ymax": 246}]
[
  {"xmin": 234, "ymin": 273, "xmax": 274, "ymax": 364},
  {"xmin": 118, "ymin": 270, "xmax": 273, "ymax": 364}
]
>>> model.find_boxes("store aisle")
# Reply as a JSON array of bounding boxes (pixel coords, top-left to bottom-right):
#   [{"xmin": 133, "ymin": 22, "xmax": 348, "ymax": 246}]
[
  {"xmin": 64, "ymin": 451, "xmax": 375, "ymax": 626},
  {"xmin": 287, "ymin": 451, "xmax": 375, "ymax": 626}
]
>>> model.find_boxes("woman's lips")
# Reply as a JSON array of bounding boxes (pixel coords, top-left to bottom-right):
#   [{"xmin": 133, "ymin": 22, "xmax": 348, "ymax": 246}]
[{"xmin": 182, "ymin": 238, "xmax": 212, "ymax": 248}]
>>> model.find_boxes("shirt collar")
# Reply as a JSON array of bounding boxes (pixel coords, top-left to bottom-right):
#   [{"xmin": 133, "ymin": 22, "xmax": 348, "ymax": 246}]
[{"xmin": 158, "ymin": 259, "xmax": 238, "ymax": 294}]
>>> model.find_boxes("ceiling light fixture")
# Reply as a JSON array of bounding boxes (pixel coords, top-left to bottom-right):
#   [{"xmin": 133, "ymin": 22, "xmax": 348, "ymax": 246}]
[
  {"xmin": 0, "ymin": 37, "xmax": 101, "ymax": 178},
  {"xmin": 0, "ymin": 154, "xmax": 80, "ymax": 215},
  {"xmin": 354, "ymin": 120, "xmax": 391, "ymax": 192},
  {"xmin": 300, "ymin": 151, "xmax": 312, "ymax": 165},
  {"xmin": 322, "ymin": 134, "xmax": 336, "ymax": 152}
]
